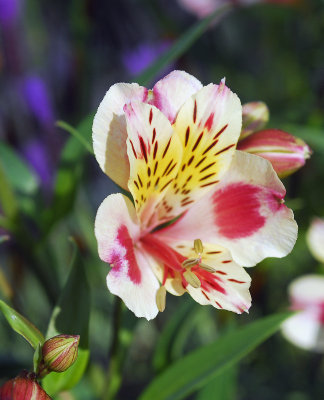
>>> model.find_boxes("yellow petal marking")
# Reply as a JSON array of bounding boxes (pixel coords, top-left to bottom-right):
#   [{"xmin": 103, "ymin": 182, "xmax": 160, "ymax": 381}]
[
  {"xmin": 159, "ymin": 82, "xmax": 242, "ymax": 218},
  {"xmin": 125, "ymin": 102, "xmax": 182, "ymax": 228}
]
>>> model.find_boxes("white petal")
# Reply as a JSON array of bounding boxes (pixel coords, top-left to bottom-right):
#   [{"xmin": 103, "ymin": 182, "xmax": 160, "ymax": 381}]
[
  {"xmin": 107, "ymin": 249, "xmax": 160, "ymax": 320},
  {"xmin": 95, "ymin": 193, "xmax": 159, "ymax": 320},
  {"xmin": 151, "ymin": 70, "xmax": 202, "ymax": 123},
  {"xmin": 154, "ymin": 239, "xmax": 251, "ymax": 313},
  {"xmin": 157, "ymin": 151, "xmax": 297, "ymax": 266},
  {"xmin": 92, "ymin": 83, "xmax": 148, "ymax": 189}
]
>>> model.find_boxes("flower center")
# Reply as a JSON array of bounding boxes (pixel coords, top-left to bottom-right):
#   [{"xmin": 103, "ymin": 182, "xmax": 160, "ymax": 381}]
[{"xmin": 140, "ymin": 236, "xmax": 216, "ymax": 286}]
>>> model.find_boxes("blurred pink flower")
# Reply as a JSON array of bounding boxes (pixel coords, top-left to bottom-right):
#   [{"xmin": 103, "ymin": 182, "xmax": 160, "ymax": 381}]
[
  {"xmin": 306, "ymin": 218, "xmax": 324, "ymax": 264},
  {"xmin": 178, "ymin": 0, "xmax": 296, "ymax": 18},
  {"xmin": 93, "ymin": 70, "xmax": 297, "ymax": 320},
  {"xmin": 282, "ymin": 275, "xmax": 324, "ymax": 352}
]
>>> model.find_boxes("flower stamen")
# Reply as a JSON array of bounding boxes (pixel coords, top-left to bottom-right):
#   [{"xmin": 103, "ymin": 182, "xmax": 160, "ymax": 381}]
[
  {"xmin": 156, "ymin": 286, "xmax": 166, "ymax": 312},
  {"xmin": 183, "ymin": 270, "xmax": 201, "ymax": 288},
  {"xmin": 194, "ymin": 238, "xmax": 203, "ymax": 255},
  {"xmin": 182, "ymin": 258, "xmax": 199, "ymax": 268},
  {"xmin": 183, "ymin": 238, "xmax": 216, "ymax": 274}
]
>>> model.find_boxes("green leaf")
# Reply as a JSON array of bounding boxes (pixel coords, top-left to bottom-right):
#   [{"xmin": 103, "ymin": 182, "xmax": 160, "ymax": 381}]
[
  {"xmin": 140, "ymin": 312, "xmax": 293, "ymax": 400},
  {"xmin": 0, "ymin": 142, "xmax": 39, "ymax": 195},
  {"xmin": 136, "ymin": 4, "xmax": 233, "ymax": 87},
  {"xmin": 0, "ymin": 159, "xmax": 19, "ymax": 222},
  {"xmin": 56, "ymin": 120, "xmax": 94, "ymax": 155},
  {"xmin": 153, "ymin": 300, "xmax": 196, "ymax": 372},
  {"xmin": 282, "ymin": 124, "xmax": 324, "ymax": 153},
  {"xmin": 42, "ymin": 238, "xmax": 90, "ymax": 395},
  {"xmin": 33, "ymin": 343, "xmax": 42, "ymax": 374},
  {"xmin": 195, "ymin": 366, "xmax": 237, "ymax": 400},
  {"xmin": 42, "ymin": 115, "xmax": 93, "ymax": 231},
  {"xmin": 0, "ymin": 300, "xmax": 45, "ymax": 349}
]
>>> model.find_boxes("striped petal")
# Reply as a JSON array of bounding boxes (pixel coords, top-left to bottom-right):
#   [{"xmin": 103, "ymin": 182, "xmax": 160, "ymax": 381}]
[
  {"xmin": 92, "ymin": 83, "xmax": 148, "ymax": 190},
  {"xmin": 157, "ymin": 80, "xmax": 242, "ymax": 219},
  {"xmin": 157, "ymin": 151, "xmax": 297, "ymax": 266},
  {"xmin": 159, "ymin": 240, "xmax": 251, "ymax": 313},
  {"xmin": 95, "ymin": 193, "xmax": 159, "ymax": 320},
  {"xmin": 124, "ymin": 101, "xmax": 182, "ymax": 229}
]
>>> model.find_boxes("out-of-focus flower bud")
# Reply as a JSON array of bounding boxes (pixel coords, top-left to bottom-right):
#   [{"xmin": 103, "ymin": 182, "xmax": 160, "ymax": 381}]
[
  {"xmin": 40, "ymin": 334, "xmax": 79, "ymax": 374},
  {"xmin": 306, "ymin": 218, "xmax": 324, "ymax": 264},
  {"xmin": 0, "ymin": 372, "xmax": 51, "ymax": 399},
  {"xmin": 240, "ymin": 101, "xmax": 269, "ymax": 140},
  {"xmin": 237, "ymin": 129, "xmax": 311, "ymax": 178}
]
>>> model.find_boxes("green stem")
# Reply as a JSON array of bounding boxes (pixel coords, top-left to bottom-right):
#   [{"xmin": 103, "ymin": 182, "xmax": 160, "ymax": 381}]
[
  {"xmin": 102, "ymin": 297, "xmax": 123, "ymax": 400},
  {"xmin": 0, "ymin": 159, "xmax": 19, "ymax": 223}
]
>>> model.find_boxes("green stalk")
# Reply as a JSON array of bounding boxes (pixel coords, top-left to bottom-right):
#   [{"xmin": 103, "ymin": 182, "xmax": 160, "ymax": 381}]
[{"xmin": 102, "ymin": 297, "xmax": 123, "ymax": 400}]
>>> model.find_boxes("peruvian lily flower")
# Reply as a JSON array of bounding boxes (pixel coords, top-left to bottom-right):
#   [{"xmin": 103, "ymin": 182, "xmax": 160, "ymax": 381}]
[
  {"xmin": 238, "ymin": 102, "xmax": 311, "ymax": 178},
  {"xmin": 93, "ymin": 70, "xmax": 297, "ymax": 320},
  {"xmin": 306, "ymin": 218, "xmax": 324, "ymax": 264},
  {"xmin": 282, "ymin": 275, "xmax": 324, "ymax": 352}
]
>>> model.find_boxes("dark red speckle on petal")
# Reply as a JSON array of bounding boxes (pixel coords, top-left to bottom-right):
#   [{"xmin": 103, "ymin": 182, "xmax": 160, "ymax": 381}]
[{"xmin": 204, "ymin": 113, "xmax": 214, "ymax": 131}]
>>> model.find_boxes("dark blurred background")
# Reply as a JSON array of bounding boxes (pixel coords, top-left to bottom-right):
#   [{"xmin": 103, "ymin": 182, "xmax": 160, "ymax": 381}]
[{"xmin": 0, "ymin": 0, "xmax": 324, "ymax": 399}]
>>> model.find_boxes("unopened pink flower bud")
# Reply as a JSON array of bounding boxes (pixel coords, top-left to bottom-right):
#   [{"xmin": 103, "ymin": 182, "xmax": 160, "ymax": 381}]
[
  {"xmin": 0, "ymin": 373, "xmax": 51, "ymax": 400},
  {"xmin": 240, "ymin": 101, "xmax": 269, "ymax": 140},
  {"xmin": 41, "ymin": 334, "xmax": 79, "ymax": 373},
  {"xmin": 238, "ymin": 129, "xmax": 311, "ymax": 178}
]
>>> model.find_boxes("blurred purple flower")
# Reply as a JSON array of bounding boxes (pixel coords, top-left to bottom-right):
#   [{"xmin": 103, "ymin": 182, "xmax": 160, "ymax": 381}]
[
  {"xmin": 121, "ymin": 41, "xmax": 173, "ymax": 77},
  {"xmin": 23, "ymin": 139, "xmax": 53, "ymax": 188},
  {"xmin": 0, "ymin": 0, "xmax": 20, "ymax": 27},
  {"xmin": 20, "ymin": 75, "xmax": 55, "ymax": 128}
]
